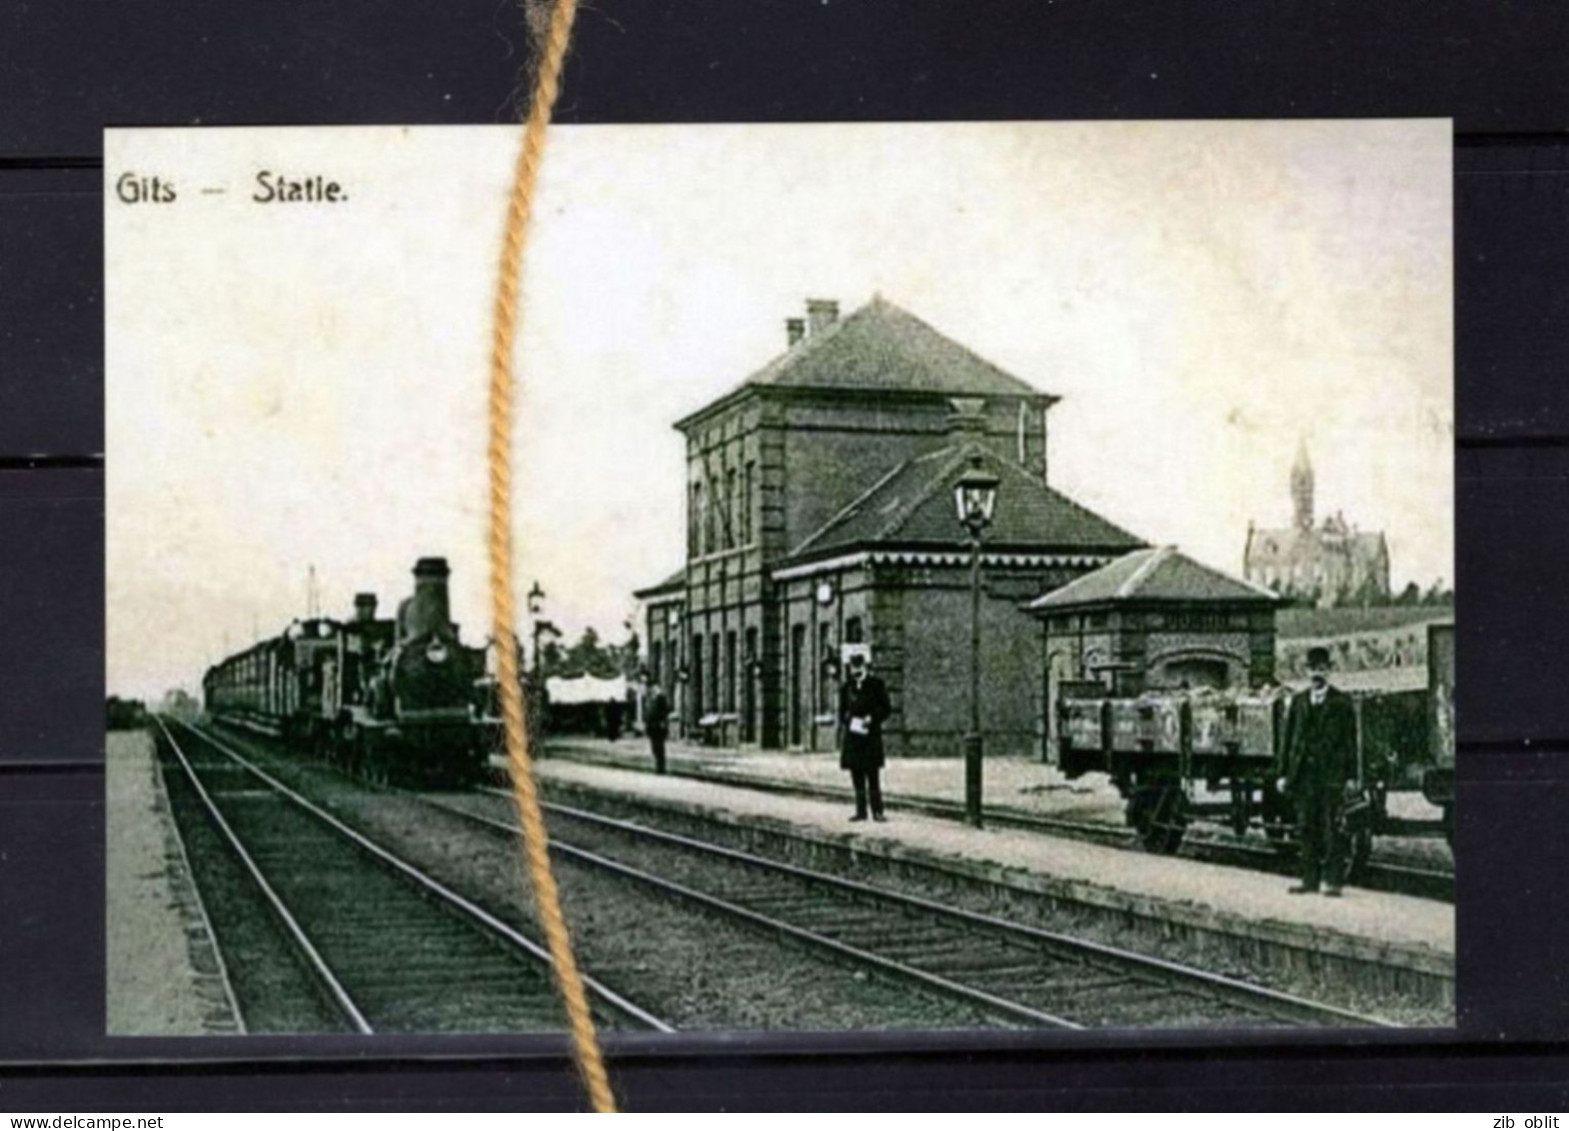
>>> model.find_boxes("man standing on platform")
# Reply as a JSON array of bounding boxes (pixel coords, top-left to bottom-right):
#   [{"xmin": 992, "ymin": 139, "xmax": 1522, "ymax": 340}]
[
  {"xmin": 643, "ymin": 675, "xmax": 671, "ymax": 775},
  {"xmin": 839, "ymin": 652, "xmax": 891, "ymax": 823},
  {"xmin": 1277, "ymin": 646, "xmax": 1359, "ymax": 896}
]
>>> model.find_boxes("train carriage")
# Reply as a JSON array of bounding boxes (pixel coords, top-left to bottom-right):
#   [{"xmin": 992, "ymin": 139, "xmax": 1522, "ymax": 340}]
[{"xmin": 202, "ymin": 557, "xmax": 497, "ymax": 787}]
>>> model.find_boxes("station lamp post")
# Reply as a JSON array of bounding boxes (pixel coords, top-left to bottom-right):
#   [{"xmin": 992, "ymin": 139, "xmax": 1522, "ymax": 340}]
[
  {"xmin": 526, "ymin": 581, "xmax": 547, "ymax": 674},
  {"xmin": 954, "ymin": 455, "xmax": 1001, "ymax": 828}
]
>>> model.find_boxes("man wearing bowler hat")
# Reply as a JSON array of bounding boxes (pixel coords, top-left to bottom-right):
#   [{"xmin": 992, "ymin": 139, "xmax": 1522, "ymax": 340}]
[
  {"xmin": 641, "ymin": 669, "xmax": 670, "ymax": 775},
  {"xmin": 1277, "ymin": 645, "xmax": 1360, "ymax": 896},
  {"xmin": 839, "ymin": 651, "xmax": 891, "ymax": 822}
]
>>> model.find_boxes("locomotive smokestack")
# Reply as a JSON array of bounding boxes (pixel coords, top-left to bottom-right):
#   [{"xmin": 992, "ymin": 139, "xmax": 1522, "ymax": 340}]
[
  {"xmin": 400, "ymin": 557, "xmax": 453, "ymax": 640},
  {"xmin": 354, "ymin": 593, "xmax": 377, "ymax": 623}
]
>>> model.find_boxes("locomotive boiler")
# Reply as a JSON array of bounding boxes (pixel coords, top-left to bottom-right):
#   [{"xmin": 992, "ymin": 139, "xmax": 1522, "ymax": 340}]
[{"xmin": 202, "ymin": 557, "xmax": 496, "ymax": 786}]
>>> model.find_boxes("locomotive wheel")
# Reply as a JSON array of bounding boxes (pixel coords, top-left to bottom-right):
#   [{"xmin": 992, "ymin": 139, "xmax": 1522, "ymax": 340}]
[
  {"xmin": 336, "ymin": 726, "xmax": 356, "ymax": 775},
  {"xmin": 359, "ymin": 738, "xmax": 387, "ymax": 786}
]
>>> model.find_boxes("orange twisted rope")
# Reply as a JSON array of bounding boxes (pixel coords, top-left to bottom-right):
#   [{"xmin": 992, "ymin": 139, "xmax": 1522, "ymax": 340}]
[{"xmin": 486, "ymin": 0, "xmax": 612, "ymax": 1112}]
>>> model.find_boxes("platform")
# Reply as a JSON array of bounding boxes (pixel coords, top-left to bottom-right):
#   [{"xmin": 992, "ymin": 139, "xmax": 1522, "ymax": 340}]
[
  {"xmin": 540, "ymin": 735, "xmax": 1449, "ymax": 852},
  {"xmin": 107, "ymin": 729, "xmax": 242, "ymax": 1035},
  {"xmin": 532, "ymin": 742, "xmax": 1454, "ymax": 1002},
  {"xmin": 542, "ymin": 736, "xmax": 1128, "ymax": 822}
]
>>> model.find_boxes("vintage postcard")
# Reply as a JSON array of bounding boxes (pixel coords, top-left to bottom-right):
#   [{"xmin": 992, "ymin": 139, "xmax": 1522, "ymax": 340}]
[{"xmin": 106, "ymin": 121, "xmax": 1453, "ymax": 1037}]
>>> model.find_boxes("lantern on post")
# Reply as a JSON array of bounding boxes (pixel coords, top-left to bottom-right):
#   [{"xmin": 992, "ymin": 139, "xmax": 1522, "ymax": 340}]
[{"xmin": 953, "ymin": 454, "xmax": 1000, "ymax": 828}]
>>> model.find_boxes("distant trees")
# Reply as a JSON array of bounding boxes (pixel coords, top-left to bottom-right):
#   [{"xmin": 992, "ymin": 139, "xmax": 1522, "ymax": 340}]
[
  {"xmin": 1392, "ymin": 580, "xmax": 1455, "ymax": 608},
  {"xmin": 106, "ymin": 697, "xmax": 147, "ymax": 730},
  {"xmin": 537, "ymin": 626, "xmax": 642, "ymax": 680},
  {"xmin": 161, "ymin": 688, "xmax": 200, "ymax": 720},
  {"xmin": 1266, "ymin": 575, "xmax": 1452, "ymax": 610}
]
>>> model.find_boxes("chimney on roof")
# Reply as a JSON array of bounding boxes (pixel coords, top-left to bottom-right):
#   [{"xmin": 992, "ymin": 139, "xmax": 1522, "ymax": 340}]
[
  {"xmin": 786, "ymin": 318, "xmax": 806, "ymax": 348},
  {"xmin": 805, "ymin": 298, "xmax": 839, "ymax": 336},
  {"xmin": 945, "ymin": 397, "xmax": 988, "ymax": 436}
]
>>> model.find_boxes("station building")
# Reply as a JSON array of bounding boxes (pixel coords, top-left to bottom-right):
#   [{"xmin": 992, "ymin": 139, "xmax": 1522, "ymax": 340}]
[{"xmin": 634, "ymin": 296, "xmax": 1146, "ymax": 758}]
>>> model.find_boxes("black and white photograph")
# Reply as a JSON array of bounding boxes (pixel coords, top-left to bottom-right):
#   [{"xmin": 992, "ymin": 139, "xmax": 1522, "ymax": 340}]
[{"xmin": 105, "ymin": 120, "xmax": 1453, "ymax": 1037}]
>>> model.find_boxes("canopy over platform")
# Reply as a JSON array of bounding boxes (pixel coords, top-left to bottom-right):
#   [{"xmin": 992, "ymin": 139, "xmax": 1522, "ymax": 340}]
[{"xmin": 546, "ymin": 674, "xmax": 628, "ymax": 705}]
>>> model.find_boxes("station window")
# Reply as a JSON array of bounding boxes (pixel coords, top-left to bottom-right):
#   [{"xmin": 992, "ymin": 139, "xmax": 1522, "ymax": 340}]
[
  {"xmin": 845, "ymin": 616, "xmax": 864, "ymax": 645},
  {"xmin": 690, "ymin": 635, "xmax": 703, "ymax": 717},
  {"xmin": 817, "ymin": 622, "xmax": 834, "ymax": 712},
  {"xmin": 689, "ymin": 481, "xmax": 703, "ymax": 557},
  {"xmin": 728, "ymin": 464, "xmax": 740, "ymax": 549},
  {"xmin": 743, "ymin": 461, "xmax": 756, "ymax": 544},
  {"xmin": 705, "ymin": 480, "xmax": 718, "ymax": 555},
  {"xmin": 724, "ymin": 631, "xmax": 737, "ymax": 712}
]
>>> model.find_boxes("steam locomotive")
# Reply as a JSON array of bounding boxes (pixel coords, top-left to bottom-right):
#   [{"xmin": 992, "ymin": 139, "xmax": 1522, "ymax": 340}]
[
  {"xmin": 1054, "ymin": 622, "xmax": 1455, "ymax": 865},
  {"xmin": 202, "ymin": 557, "xmax": 496, "ymax": 786}
]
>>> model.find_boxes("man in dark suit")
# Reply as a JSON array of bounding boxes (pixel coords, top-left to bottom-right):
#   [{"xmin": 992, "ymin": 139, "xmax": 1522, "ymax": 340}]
[
  {"xmin": 1276, "ymin": 646, "xmax": 1359, "ymax": 896},
  {"xmin": 643, "ymin": 677, "xmax": 671, "ymax": 775},
  {"xmin": 839, "ymin": 652, "xmax": 891, "ymax": 822}
]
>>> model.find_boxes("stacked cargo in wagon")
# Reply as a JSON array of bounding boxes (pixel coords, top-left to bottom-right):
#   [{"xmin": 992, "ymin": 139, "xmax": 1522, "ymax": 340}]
[{"xmin": 1033, "ymin": 548, "xmax": 1453, "ymax": 862}]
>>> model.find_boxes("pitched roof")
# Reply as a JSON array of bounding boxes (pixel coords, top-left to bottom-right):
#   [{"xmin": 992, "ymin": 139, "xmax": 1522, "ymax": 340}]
[
  {"xmin": 1027, "ymin": 546, "xmax": 1281, "ymax": 611},
  {"xmin": 632, "ymin": 565, "xmax": 686, "ymax": 599},
  {"xmin": 1245, "ymin": 525, "xmax": 1389, "ymax": 566},
  {"xmin": 790, "ymin": 442, "xmax": 1144, "ymax": 560},
  {"xmin": 739, "ymin": 295, "xmax": 1047, "ymax": 400}
]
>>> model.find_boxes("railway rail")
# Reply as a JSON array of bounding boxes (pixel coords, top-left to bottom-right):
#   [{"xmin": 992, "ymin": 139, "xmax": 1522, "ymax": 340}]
[
  {"xmin": 433, "ymin": 788, "xmax": 1397, "ymax": 1030},
  {"xmin": 535, "ymin": 746, "xmax": 1454, "ymax": 903},
  {"xmin": 156, "ymin": 718, "xmax": 674, "ymax": 1035}
]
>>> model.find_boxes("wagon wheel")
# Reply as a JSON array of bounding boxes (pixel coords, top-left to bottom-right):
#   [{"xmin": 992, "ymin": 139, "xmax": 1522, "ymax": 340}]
[
  {"xmin": 1135, "ymin": 785, "xmax": 1188, "ymax": 855},
  {"xmin": 1345, "ymin": 826, "xmax": 1373, "ymax": 882}
]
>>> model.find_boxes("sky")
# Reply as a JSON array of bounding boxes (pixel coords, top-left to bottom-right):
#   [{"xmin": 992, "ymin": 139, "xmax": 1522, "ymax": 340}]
[{"xmin": 106, "ymin": 121, "xmax": 1452, "ymax": 701}]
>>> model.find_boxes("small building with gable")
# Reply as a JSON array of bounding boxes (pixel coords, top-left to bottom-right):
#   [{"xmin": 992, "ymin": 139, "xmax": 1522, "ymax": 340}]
[{"xmin": 1027, "ymin": 546, "xmax": 1283, "ymax": 702}]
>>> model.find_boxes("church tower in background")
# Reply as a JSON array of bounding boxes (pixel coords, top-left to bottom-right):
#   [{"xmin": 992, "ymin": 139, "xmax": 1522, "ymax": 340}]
[
  {"xmin": 1245, "ymin": 438, "xmax": 1391, "ymax": 607},
  {"xmin": 1291, "ymin": 440, "xmax": 1314, "ymax": 531}
]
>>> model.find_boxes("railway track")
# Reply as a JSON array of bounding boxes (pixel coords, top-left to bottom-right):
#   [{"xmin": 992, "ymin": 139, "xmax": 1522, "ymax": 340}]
[
  {"xmin": 434, "ymin": 789, "xmax": 1396, "ymax": 1030},
  {"xmin": 157, "ymin": 719, "xmax": 674, "ymax": 1035},
  {"xmin": 537, "ymin": 747, "xmax": 1454, "ymax": 903}
]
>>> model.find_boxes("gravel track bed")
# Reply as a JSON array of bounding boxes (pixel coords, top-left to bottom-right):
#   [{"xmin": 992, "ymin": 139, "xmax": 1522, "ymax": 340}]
[
  {"xmin": 154, "ymin": 731, "xmax": 350, "ymax": 1033},
  {"xmin": 511, "ymin": 784, "xmax": 1453, "ymax": 1029},
  {"xmin": 170, "ymin": 728, "xmax": 575, "ymax": 1033},
  {"xmin": 209, "ymin": 729, "xmax": 1002, "ymax": 1032},
  {"xmin": 441, "ymin": 797, "xmax": 1300, "ymax": 1030}
]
